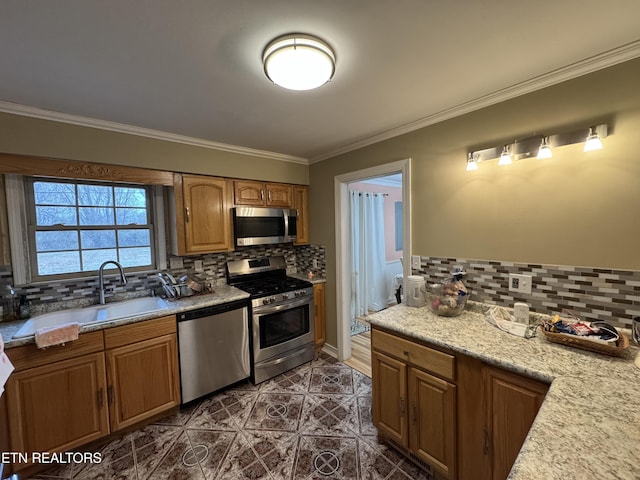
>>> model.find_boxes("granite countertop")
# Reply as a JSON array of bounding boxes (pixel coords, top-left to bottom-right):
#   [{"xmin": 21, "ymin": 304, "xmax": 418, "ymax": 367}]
[
  {"xmin": 0, "ymin": 284, "xmax": 250, "ymax": 349},
  {"xmin": 288, "ymin": 272, "xmax": 327, "ymax": 284},
  {"xmin": 366, "ymin": 302, "xmax": 640, "ymax": 480}
]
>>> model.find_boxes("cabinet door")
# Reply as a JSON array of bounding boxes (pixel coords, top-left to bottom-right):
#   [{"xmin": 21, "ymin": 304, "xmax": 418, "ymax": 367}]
[
  {"xmin": 372, "ymin": 351, "xmax": 408, "ymax": 447},
  {"xmin": 485, "ymin": 367, "xmax": 548, "ymax": 480},
  {"xmin": 265, "ymin": 183, "xmax": 292, "ymax": 207},
  {"xmin": 234, "ymin": 180, "xmax": 265, "ymax": 206},
  {"xmin": 313, "ymin": 283, "xmax": 326, "ymax": 347},
  {"xmin": 181, "ymin": 175, "xmax": 232, "ymax": 253},
  {"xmin": 293, "ymin": 186, "xmax": 309, "ymax": 245},
  {"xmin": 106, "ymin": 333, "xmax": 180, "ymax": 432},
  {"xmin": 409, "ymin": 368, "xmax": 456, "ymax": 478},
  {"xmin": 6, "ymin": 352, "xmax": 109, "ymax": 460}
]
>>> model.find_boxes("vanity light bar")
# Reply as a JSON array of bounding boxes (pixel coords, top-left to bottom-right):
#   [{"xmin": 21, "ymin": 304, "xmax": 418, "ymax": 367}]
[{"xmin": 466, "ymin": 124, "xmax": 608, "ymax": 170}]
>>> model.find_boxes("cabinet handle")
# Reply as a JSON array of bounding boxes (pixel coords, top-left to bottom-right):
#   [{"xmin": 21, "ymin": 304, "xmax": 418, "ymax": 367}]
[
  {"xmin": 268, "ymin": 190, "xmax": 272, "ymax": 202},
  {"xmin": 185, "ymin": 207, "xmax": 190, "ymax": 222},
  {"xmin": 260, "ymin": 189, "xmax": 264, "ymax": 201},
  {"xmin": 399, "ymin": 397, "xmax": 405, "ymax": 415},
  {"xmin": 403, "ymin": 350, "xmax": 409, "ymax": 356},
  {"xmin": 107, "ymin": 385, "xmax": 115, "ymax": 405},
  {"xmin": 483, "ymin": 429, "xmax": 489, "ymax": 455},
  {"xmin": 97, "ymin": 388, "xmax": 104, "ymax": 408},
  {"xmin": 411, "ymin": 403, "xmax": 418, "ymax": 424}
]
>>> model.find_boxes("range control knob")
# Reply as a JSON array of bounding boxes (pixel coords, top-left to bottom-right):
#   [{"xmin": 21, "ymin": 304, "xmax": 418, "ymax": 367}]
[{"xmin": 282, "ymin": 293, "xmax": 289, "ymax": 300}]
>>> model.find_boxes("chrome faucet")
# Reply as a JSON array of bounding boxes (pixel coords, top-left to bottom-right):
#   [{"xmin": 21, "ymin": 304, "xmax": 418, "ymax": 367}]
[{"xmin": 98, "ymin": 261, "xmax": 127, "ymax": 305}]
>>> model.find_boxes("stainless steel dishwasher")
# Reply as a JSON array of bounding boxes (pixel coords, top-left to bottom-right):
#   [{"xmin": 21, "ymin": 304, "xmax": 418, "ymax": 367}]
[{"xmin": 177, "ymin": 299, "xmax": 250, "ymax": 404}]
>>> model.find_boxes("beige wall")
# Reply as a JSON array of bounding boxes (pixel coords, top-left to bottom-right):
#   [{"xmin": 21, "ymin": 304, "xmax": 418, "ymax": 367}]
[
  {"xmin": 0, "ymin": 112, "xmax": 309, "ymax": 184},
  {"xmin": 310, "ymin": 57, "xmax": 640, "ymax": 346}
]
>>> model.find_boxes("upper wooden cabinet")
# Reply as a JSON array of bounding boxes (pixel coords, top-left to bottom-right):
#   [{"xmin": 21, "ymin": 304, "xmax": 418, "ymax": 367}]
[
  {"xmin": 293, "ymin": 185, "xmax": 309, "ymax": 245},
  {"xmin": 169, "ymin": 174, "xmax": 233, "ymax": 255},
  {"xmin": 234, "ymin": 180, "xmax": 293, "ymax": 207}
]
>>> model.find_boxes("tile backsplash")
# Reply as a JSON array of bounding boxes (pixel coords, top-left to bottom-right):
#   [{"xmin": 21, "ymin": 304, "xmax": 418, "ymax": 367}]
[
  {"xmin": 0, "ymin": 244, "xmax": 326, "ymax": 316},
  {"xmin": 414, "ymin": 256, "xmax": 640, "ymax": 329}
]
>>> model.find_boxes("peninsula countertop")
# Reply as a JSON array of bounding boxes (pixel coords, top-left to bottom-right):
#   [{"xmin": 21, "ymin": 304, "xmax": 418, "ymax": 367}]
[{"xmin": 366, "ymin": 302, "xmax": 640, "ymax": 480}]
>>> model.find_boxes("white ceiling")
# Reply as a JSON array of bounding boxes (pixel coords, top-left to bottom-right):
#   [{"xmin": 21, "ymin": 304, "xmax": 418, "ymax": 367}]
[{"xmin": 1, "ymin": 1, "xmax": 640, "ymax": 163}]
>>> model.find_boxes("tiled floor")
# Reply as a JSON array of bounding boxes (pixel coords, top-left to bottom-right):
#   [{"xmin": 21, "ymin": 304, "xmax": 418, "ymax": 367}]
[{"xmin": 30, "ymin": 353, "xmax": 433, "ymax": 480}]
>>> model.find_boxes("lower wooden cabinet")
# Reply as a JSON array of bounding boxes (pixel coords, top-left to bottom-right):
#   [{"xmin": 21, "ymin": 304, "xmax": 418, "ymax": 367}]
[
  {"xmin": 104, "ymin": 315, "xmax": 180, "ymax": 432},
  {"xmin": 6, "ymin": 352, "xmax": 109, "ymax": 457},
  {"xmin": 484, "ymin": 366, "xmax": 547, "ymax": 480},
  {"xmin": 371, "ymin": 327, "xmax": 548, "ymax": 480},
  {"xmin": 4, "ymin": 315, "xmax": 180, "ymax": 472},
  {"xmin": 372, "ymin": 329, "xmax": 457, "ymax": 479},
  {"xmin": 313, "ymin": 283, "xmax": 326, "ymax": 348}
]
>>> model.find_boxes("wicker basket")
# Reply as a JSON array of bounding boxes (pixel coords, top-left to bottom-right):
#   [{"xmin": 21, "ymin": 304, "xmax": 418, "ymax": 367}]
[{"xmin": 541, "ymin": 328, "xmax": 629, "ymax": 357}]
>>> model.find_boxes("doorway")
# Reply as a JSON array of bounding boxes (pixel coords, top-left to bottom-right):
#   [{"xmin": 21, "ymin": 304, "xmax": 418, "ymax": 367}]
[{"xmin": 334, "ymin": 159, "xmax": 411, "ymax": 365}]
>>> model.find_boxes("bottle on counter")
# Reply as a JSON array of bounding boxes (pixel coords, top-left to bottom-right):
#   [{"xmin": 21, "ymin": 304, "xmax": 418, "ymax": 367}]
[
  {"xmin": 19, "ymin": 294, "xmax": 31, "ymax": 320},
  {"xmin": 2, "ymin": 285, "xmax": 20, "ymax": 321}
]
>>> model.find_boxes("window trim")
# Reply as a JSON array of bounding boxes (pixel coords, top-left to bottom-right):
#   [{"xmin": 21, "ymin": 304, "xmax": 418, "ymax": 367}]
[{"xmin": 5, "ymin": 174, "xmax": 167, "ymax": 285}]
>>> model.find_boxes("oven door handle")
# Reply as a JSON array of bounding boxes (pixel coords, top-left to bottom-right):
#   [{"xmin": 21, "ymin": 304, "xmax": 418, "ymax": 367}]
[
  {"xmin": 259, "ymin": 345, "xmax": 312, "ymax": 368},
  {"xmin": 253, "ymin": 295, "xmax": 312, "ymax": 314}
]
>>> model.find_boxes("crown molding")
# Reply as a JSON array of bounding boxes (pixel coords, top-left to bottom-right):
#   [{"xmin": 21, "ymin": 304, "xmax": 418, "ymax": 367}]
[
  {"xmin": 0, "ymin": 100, "xmax": 309, "ymax": 165},
  {"xmin": 310, "ymin": 39, "xmax": 640, "ymax": 164}
]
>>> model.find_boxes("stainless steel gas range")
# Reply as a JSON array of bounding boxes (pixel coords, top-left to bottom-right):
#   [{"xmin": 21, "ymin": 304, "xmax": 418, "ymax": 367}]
[{"xmin": 226, "ymin": 256, "xmax": 315, "ymax": 384}]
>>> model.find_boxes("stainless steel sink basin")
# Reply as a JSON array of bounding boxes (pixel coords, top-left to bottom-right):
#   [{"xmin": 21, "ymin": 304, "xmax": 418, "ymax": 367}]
[{"xmin": 12, "ymin": 297, "xmax": 170, "ymax": 338}]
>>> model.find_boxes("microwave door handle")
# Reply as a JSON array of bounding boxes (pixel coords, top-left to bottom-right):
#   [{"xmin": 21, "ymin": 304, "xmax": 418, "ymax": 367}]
[{"xmin": 283, "ymin": 209, "xmax": 289, "ymax": 238}]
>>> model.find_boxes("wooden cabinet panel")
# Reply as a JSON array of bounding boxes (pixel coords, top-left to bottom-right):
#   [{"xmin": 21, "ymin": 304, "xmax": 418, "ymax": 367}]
[
  {"xmin": 409, "ymin": 368, "xmax": 456, "ymax": 478},
  {"xmin": 485, "ymin": 366, "xmax": 548, "ymax": 480},
  {"xmin": 313, "ymin": 283, "xmax": 326, "ymax": 347},
  {"xmin": 233, "ymin": 180, "xmax": 293, "ymax": 207},
  {"xmin": 106, "ymin": 333, "xmax": 180, "ymax": 432},
  {"xmin": 103, "ymin": 315, "xmax": 176, "ymax": 350},
  {"xmin": 171, "ymin": 174, "xmax": 232, "ymax": 255},
  {"xmin": 6, "ymin": 352, "xmax": 109, "ymax": 460},
  {"xmin": 293, "ymin": 185, "xmax": 309, "ymax": 245},
  {"xmin": 372, "ymin": 328, "xmax": 455, "ymax": 381},
  {"xmin": 265, "ymin": 183, "xmax": 292, "ymax": 207},
  {"xmin": 372, "ymin": 350, "xmax": 408, "ymax": 447}
]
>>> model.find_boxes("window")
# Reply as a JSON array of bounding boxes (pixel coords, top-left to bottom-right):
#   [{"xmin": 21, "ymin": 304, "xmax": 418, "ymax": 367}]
[{"xmin": 25, "ymin": 178, "xmax": 156, "ymax": 279}]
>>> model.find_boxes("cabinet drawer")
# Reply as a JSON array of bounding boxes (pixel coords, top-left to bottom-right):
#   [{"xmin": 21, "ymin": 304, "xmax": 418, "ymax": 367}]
[
  {"xmin": 6, "ymin": 331, "xmax": 104, "ymax": 372},
  {"xmin": 372, "ymin": 328, "xmax": 455, "ymax": 381},
  {"xmin": 103, "ymin": 315, "xmax": 177, "ymax": 350}
]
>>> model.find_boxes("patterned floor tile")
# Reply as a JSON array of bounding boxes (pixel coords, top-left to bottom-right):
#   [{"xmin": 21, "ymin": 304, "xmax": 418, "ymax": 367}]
[
  {"xmin": 243, "ymin": 392, "xmax": 304, "ymax": 432},
  {"xmin": 308, "ymin": 366, "xmax": 355, "ymax": 394},
  {"xmin": 293, "ymin": 435, "xmax": 359, "ymax": 479},
  {"xmin": 32, "ymin": 353, "xmax": 434, "ymax": 480}
]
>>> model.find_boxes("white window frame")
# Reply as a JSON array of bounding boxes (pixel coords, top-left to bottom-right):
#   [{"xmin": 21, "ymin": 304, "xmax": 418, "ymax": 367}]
[{"xmin": 5, "ymin": 174, "xmax": 167, "ymax": 285}]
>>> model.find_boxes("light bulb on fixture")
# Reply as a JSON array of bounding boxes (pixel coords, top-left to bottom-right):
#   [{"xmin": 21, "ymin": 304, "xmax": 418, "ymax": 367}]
[
  {"xmin": 263, "ymin": 34, "xmax": 336, "ymax": 91},
  {"xmin": 584, "ymin": 127, "xmax": 603, "ymax": 152},
  {"xmin": 498, "ymin": 145, "xmax": 512, "ymax": 166},
  {"xmin": 536, "ymin": 136, "xmax": 553, "ymax": 159},
  {"xmin": 466, "ymin": 153, "xmax": 479, "ymax": 171}
]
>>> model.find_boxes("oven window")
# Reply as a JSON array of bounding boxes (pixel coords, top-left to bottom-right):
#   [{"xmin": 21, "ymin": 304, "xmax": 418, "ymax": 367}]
[{"xmin": 259, "ymin": 304, "xmax": 310, "ymax": 348}]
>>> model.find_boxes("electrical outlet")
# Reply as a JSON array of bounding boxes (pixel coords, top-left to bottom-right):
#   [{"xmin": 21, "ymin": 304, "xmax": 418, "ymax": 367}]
[
  {"xmin": 509, "ymin": 273, "xmax": 532, "ymax": 294},
  {"xmin": 312, "ymin": 259, "xmax": 318, "ymax": 269},
  {"xmin": 411, "ymin": 255, "xmax": 421, "ymax": 269},
  {"xmin": 194, "ymin": 260, "xmax": 203, "ymax": 272},
  {"xmin": 169, "ymin": 257, "xmax": 184, "ymax": 270}
]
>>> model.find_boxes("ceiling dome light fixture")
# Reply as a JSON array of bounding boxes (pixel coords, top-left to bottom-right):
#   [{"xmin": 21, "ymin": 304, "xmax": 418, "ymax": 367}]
[{"xmin": 263, "ymin": 34, "xmax": 336, "ymax": 91}]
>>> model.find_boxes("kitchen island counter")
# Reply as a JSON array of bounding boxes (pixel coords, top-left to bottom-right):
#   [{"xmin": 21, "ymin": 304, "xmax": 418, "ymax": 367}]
[{"xmin": 366, "ymin": 302, "xmax": 640, "ymax": 479}]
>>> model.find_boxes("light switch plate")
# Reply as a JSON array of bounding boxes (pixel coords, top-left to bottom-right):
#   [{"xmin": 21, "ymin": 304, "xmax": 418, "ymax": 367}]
[
  {"xmin": 194, "ymin": 260, "xmax": 203, "ymax": 272},
  {"xmin": 509, "ymin": 273, "xmax": 532, "ymax": 294},
  {"xmin": 411, "ymin": 255, "xmax": 421, "ymax": 269}
]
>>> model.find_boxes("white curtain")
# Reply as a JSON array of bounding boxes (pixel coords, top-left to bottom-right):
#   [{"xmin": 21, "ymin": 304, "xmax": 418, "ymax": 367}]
[{"xmin": 350, "ymin": 191, "xmax": 387, "ymax": 319}]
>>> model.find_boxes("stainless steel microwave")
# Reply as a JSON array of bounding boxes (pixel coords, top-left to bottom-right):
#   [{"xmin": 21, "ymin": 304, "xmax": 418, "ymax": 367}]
[{"xmin": 232, "ymin": 207, "xmax": 298, "ymax": 246}]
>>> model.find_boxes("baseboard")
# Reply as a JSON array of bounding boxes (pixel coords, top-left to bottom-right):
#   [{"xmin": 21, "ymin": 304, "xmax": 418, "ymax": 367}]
[{"xmin": 321, "ymin": 343, "xmax": 338, "ymax": 359}]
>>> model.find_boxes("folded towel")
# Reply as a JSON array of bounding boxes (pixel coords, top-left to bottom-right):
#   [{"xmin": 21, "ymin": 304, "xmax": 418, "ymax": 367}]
[{"xmin": 35, "ymin": 322, "xmax": 81, "ymax": 349}]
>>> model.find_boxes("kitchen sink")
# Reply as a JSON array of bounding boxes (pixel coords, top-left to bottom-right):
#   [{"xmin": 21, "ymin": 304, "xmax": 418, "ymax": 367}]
[{"xmin": 12, "ymin": 297, "xmax": 170, "ymax": 339}]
